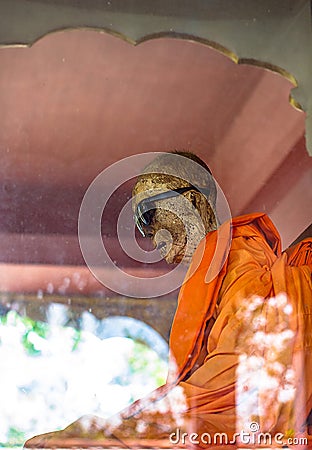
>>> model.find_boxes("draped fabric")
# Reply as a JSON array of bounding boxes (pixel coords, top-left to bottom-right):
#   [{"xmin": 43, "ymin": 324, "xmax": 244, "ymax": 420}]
[
  {"xmin": 25, "ymin": 213, "xmax": 312, "ymax": 448},
  {"xmin": 113, "ymin": 213, "xmax": 312, "ymax": 445}
]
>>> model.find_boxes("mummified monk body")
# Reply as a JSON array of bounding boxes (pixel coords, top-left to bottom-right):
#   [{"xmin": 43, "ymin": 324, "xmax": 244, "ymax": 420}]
[{"xmin": 25, "ymin": 152, "xmax": 312, "ymax": 448}]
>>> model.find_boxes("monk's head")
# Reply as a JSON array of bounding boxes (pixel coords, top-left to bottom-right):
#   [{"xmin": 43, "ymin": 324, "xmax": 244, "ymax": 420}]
[{"xmin": 132, "ymin": 151, "xmax": 218, "ymax": 264}]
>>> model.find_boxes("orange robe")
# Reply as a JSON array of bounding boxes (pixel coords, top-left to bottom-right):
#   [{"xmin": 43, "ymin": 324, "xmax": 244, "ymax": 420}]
[
  {"xmin": 25, "ymin": 213, "xmax": 312, "ymax": 448},
  {"xmin": 110, "ymin": 213, "xmax": 312, "ymax": 446}
]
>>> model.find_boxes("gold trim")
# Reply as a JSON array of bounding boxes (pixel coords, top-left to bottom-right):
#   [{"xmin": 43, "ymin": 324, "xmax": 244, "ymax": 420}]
[
  {"xmin": 136, "ymin": 31, "xmax": 239, "ymax": 64},
  {"xmin": 289, "ymin": 94, "xmax": 303, "ymax": 112},
  {"xmin": 0, "ymin": 27, "xmax": 303, "ymax": 112},
  {"xmin": 239, "ymin": 58, "xmax": 302, "ymax": 111},
  {"xmin": 0, "ymin": 26, "xmax": 137, "ymax": 49},
  {"xmin": 238, "ymin": 58, "xmax": 298, "ymax": 87}
]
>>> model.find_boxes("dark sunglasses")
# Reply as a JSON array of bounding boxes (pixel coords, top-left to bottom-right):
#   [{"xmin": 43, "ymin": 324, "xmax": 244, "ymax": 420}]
[{"xmin": 134, "ymin": 185, "xmax": 210, "ymax": 237}]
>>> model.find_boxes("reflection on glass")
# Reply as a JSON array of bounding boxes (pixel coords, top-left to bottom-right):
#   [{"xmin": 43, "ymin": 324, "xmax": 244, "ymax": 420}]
[{"xmin": 0, "ymin": 307, "xmax": 168, "ymax": 448}]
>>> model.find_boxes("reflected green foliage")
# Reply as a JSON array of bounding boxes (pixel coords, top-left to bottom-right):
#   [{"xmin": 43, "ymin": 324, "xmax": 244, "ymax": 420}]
[
  {"xmin": 21, "ymin": 320, "xmax": 49, "ymax": 356},
  {"xmin": 4, "ymin": 311, "xmax": 49, "ymax": 356},
  {"xmin": 71, "ymin": 329, "xmax": 82, "ymax": 352},
  {"xmin": 2, "ymin": 427, "xmax": 25, "ymax": 448},
  {"xmin": 1, "ymin": 311, "xmax": 82, "ymax": 357},
  {"xmin": 0, "ymin": 310, "xmax": 168, "ymax": 448},
  {"xmin": 129, "ymin": 341, "xmax": 167, "ymax": 386}
]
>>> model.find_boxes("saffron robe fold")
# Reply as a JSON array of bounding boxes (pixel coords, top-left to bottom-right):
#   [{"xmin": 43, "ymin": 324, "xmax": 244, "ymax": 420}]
[
  {"xmin": 25, "ymin": 213, "xmax": 312, "ymax": 448},
  {"xmin": 112, "ymin": 213, "xmax": 312, "ymax": 442}
]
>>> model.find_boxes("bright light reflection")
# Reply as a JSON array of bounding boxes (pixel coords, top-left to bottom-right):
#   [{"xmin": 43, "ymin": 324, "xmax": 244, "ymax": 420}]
[
  {"xmin": 0, "ymin": 309, "xmax": 168, "ymax": 448},
  {"xmin": 236, "ymin": 293, "xmax": 300, "ymax": 439}
]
